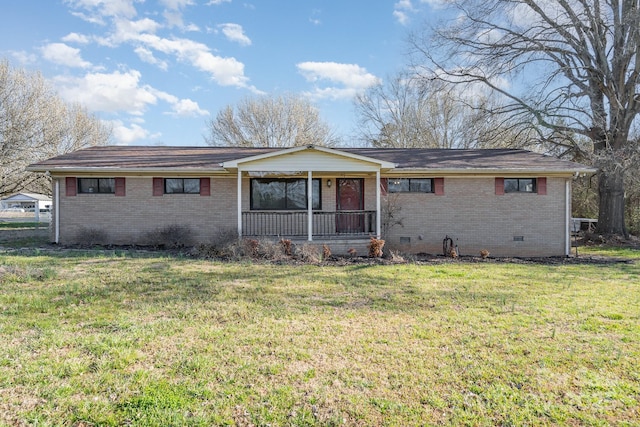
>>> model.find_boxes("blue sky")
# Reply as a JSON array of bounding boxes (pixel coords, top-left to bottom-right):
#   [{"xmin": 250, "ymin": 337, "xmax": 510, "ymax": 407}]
[{"xmin": 1, "ymin": 0, "xmax": 439, "ymax": 146}]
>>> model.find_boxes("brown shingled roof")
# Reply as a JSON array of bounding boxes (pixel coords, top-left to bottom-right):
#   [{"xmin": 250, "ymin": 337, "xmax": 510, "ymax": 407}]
[
  {"xmin": 343, "ymin": 148, "xmax": 592, "ymax": 171},
  {"xmin": 27, "ymin": 145, "xmax": 594, "ymax": 173},
  {"xmin": 28, "ymin": 146, "xmax": 276, "ymax": 171}
]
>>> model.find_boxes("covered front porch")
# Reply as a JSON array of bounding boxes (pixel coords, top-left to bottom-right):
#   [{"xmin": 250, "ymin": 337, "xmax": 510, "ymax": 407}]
[{"xmin": 221, "ymin": 145, "xmax": 395, "ymax": 242}]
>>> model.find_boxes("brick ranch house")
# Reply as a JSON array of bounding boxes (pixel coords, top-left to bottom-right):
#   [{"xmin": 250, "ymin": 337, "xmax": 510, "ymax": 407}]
[{"xmin": 27, "ymin": 145, "xmax": 595, "ymax": 257}]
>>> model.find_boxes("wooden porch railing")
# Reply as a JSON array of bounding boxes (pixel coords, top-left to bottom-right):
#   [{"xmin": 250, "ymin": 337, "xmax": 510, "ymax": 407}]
[{"xmin": 242, "ymin": 211, "xmax": 376, "ymax": 238}]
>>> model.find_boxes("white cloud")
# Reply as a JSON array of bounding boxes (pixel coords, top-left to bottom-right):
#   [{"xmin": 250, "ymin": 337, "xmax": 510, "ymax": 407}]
[
  {"xmin": 218, "ymin": 23, "xmax": 251, "ymax": 46},
  {"xmin": 64, "ymin": 0, "xmax": 257, "ymax": 91},
  {"xmin": 164, "ymin": 11, "xmax": 184, "ymax": 28},
  {"xmin": 106, "ymin": 17, "xmax": 162, "ymax": 45},
  {"xmin": 134, "ymin": 46, "xmax": 168, "ymax": 70},
  {"xmin": 64, "ymin": 0, "xmax": 138, "ymax": 19},
  {"xmin": 393, "ymin": 10, "xmax": 410, "ymax": 25},
  {"xmin": 297, "ymin": 61, "xmax": 380, "ymax": 100},
  {"xmin": 393, "ymin": 0, "xmax": 415, "ymax": 25},
  {"xmin": 134, "ymin": 33, "xmax": 256, "ymax": 89},
  {"xmin": 170, "ymin": 99, "xmax": 210, "ymax": 117},
  {"xmin": 87, "ymin": 13, "xmax": 256, "ymax": 90},
  {"xmin": 54, "ymin": 70, "xmax": 156, "ymax": 115},
  {"xmin": 206, "ymin": 0, "xmax": 231, "ymax": 4},
  {"xmin": 41, "ymin": 43, "xmax": 92, "ymax": 68},
  {"xmin": 53, "ymin": 69, "xmax": 209, "ymax": 119},
  {"xmin": 149, "ymin": 88, "xmax": 209, "ymax": 117},
  {"xmin": 110, "ymin": 120, "xmax": 153, "ymax": 145},
  {"xmin": 61, "ymin": 32, "xmax": 91, "ymax": 44},
  {"xmin": 10, "ymin": 50, "xmax": 38, "ymax": 65},
  {"xmin": 161, "ymin": 0, "xmax": 200, "ymax": 31},
  {"xmin": 394, "ymin": 0, "xmax": 446, "ymax": 25},
  {"xmin": 419, "ymin": 0, "xmax": 449, "ymax": 6},
  {"xmin": 159, "ymin": 0, "xmax": 194, "ymax": 9}
]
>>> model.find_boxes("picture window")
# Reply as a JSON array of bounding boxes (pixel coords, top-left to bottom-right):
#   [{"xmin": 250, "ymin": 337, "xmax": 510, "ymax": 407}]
[{"xmin": 251, "ymin": 178, "xmax": 321, "ymax": 210}]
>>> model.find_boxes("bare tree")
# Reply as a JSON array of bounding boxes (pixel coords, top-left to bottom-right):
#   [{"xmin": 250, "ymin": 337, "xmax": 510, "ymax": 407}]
[
  {"xmin": 0, "ymin": 60, "xmax": 112, "ymax": 196},
  {"xmin": 354, "ymin": 70, "xmax": 501, "ymax": 148},
  {"xmin": 410, "ymin": 0, "xmax": 640, "ymax": 236},
  {"xmin": 204, "ymin": 94, "xmax": 339, "ymax": 147}
]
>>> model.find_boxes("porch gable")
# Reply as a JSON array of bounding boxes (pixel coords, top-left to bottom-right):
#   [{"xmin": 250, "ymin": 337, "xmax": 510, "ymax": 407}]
[{"xmin": 222, "ymin": 145, "xmax": 396, "ymax": 172}]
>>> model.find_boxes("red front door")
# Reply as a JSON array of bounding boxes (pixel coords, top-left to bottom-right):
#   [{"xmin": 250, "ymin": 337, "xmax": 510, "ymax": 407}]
[{"xmin": 336, "ymin": 178, "xmax": 364, "ymax": 233}]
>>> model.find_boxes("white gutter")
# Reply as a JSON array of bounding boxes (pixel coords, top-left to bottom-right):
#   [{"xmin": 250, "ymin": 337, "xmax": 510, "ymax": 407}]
[
  {"xmin": 28, "ymin": 166, "xmax": 597, "ymax": 176},
  {"xmin": 26, "ymin": 167, "xmax": 228, "ymax": 175},
  {"xmin": 384, "ymin": 168, "xmax": 597, "ymax": 176}
]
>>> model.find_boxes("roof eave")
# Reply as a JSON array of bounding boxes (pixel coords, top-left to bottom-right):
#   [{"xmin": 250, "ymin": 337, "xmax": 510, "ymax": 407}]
[
  {"xmin": 26, "ymin": 166, "xmax": 227, "ymax": 175},
  {"xmin": 386, "ymin": 167, "xmax": 597, "ymax": 176}
]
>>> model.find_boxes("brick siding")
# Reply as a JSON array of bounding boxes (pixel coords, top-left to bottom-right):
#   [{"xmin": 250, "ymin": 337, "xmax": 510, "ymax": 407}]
[
  {"xmin": 54, "ymin": 174, "xmax": 569, "ymax": 256},
  {"xmin": 381, "ymin": 176, "xmax": 568, "ymax": 257},
  {"xmin": 58, "ymin": 176, "xmax": 237, "ymax": 245}
]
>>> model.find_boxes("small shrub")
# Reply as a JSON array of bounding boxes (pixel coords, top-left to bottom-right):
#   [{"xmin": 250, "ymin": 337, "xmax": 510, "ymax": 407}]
[
  {"xmin": 257, "ymin": 239, "xmax": 288, "ymax": 260},
  {"xmin": 347, "ymin": 248, "xmax": 357, "ymax": 257},
  {"xmin": 75, "ymin": 227, "xmax": 109, "ymax": 246},
  {"xmin": 195, "ymin": 228, "xmax": 239, "ymax": 258},
  {"xmin": 230, "ymin": 238, "xmax": 289, "ymax": 260},
  {"xmin": 242, "ymin": 239, "xmax": 260, "ymax": 258},
  {"xmin": 384, "ymin": 249, "xmax": 406, "ymax": 262},
  {"xmin": 280, "ymin": 239, "xmax": 293, "ymax": 256},
  {"xmin": 298, "ymin": 244, "xmax": 320, "ymax": 263},
  {"xmin": 322, "ymin": 244, "xmax": 332, "ymax": 260},
  {"xmin": 449, "ymin": 247, "xmax": 459, "ymax": 258},
  {"xmin": 145, "ymin": 224, "xmax": 194, "ymax": 249},
  {"xmin": 368, "ymin": 237, "xmax": 385, "ymax": 258},
  {"xmin": 480, "ymin": 249, "xmax": 490, "ymax": 259}
]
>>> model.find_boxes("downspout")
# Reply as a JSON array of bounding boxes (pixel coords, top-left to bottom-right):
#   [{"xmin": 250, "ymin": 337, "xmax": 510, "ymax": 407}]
[
  {"xmin": 307, "ymin": 171, "xmax": 313, "ymax": 241},
  {"xmin": 55, "ymin": 178, "xmax": 60, "ymax": 244},
  {"xmin": 237, "ymin": 169, "xmax": 242, "ymax": 238},
  {"xmin": 376, "ymin": 170, "xmax": 381, "ymax": 239},
  {"xmin": 565, "ymin": 179, "xmax": 571, "ymax": 256}
]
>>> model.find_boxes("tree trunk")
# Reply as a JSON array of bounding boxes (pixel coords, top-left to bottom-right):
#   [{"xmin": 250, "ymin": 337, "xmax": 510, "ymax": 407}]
[{"xmin": 596, "ymin": 165, "xmax": 627, "ymax": 237}]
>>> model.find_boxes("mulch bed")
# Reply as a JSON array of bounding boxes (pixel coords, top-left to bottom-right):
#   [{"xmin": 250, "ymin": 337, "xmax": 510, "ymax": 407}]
[{"xmin": 1, "ymin": 228, "xmax": 637, "ymax": 266}]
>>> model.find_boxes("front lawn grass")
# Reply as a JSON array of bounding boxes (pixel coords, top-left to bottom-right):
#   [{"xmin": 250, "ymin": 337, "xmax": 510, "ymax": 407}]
[{"xmin": 0, "ymin": 249, "xmax": 639, "ymax": 426}]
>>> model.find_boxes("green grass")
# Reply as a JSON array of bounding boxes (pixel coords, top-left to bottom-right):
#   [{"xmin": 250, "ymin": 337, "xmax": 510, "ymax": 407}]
[
  {"xmin": 1, "ymin": 248, "xmax": 639, "ymax": 426},
  {"xmin": 0, "ymin": 223, "xmax": 49, "ymax": 249},
  {"xmin": 0, "ymin": 222, "xmax": 43, "ymax": 229}
]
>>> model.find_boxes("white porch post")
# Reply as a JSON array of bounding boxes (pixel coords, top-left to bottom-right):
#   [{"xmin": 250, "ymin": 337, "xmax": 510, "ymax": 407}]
[
  {"xmin": 376, "ymin": 170, "xmax": 381, "ymax": 239},
  {"xmin": 307, "ymin": 170, "xmax": 313, "ymax": 241},
  {"xmin": 237, "ymin": 169, "xmax": 242, "ymax": 238}
]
